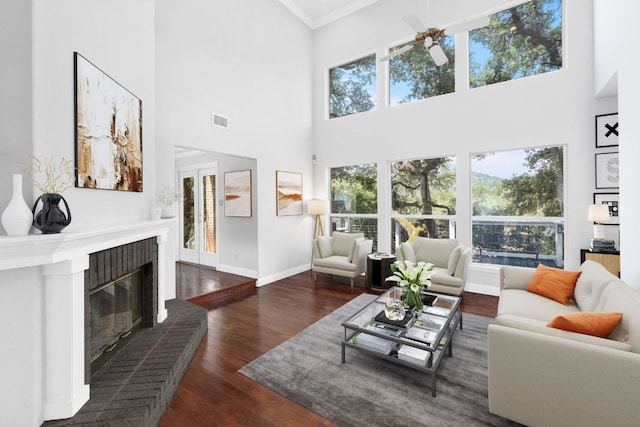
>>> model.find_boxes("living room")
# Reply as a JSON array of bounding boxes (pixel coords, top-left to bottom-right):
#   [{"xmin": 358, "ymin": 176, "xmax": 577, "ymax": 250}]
[{"xmin": 0, "ymin": 0, "xmax": 639, "ymax": 425}]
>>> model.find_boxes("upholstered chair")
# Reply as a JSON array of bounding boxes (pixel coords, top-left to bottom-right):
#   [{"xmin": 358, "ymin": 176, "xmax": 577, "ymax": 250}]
[
  {"xmin": 312, "ymin": 231, "xmax": 373, "ymax": 288},
  {"xmin": 395, "ymin": 237, "xmax": 471, "ymax": 296}
]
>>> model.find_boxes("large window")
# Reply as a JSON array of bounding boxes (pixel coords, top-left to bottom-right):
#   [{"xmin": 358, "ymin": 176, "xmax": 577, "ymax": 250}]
[
  {"xmin": 329, "ymin": 54, "xmax": 376, "ymax": 119},
  {"xmin": 390, "ymin": 157, "xmax": 456, "ymax": 250},
  {"xmin": 471, "ymin": 146, "xmax": 565, "ymax": 268},
  {"xmin": 330, "ymin": 164, "xmax": 378, "ymax": 249},
  {"xmin": 389, "ymin": 36, "xmax": 455, "ymax": 105},
  {"xmin": 469, "ymin": 0, "xmax": 562, "ymax": 88}
]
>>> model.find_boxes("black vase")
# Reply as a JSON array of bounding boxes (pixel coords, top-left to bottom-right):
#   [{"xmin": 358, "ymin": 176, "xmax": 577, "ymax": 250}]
[{"xmin": 32, "ymin": 193, "xmax": 72, "ymax": 234}]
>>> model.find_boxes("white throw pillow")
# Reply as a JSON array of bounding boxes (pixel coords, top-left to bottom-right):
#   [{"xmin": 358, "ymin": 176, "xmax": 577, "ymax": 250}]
[
  {"xmin": 400, "ymin": 242, "xmax": 417, "ymax": 263},
  {"xmin": 317, "ymin": 236, "xmax": 332, "ymax": 258},
  {"xmin": 447, "ymin": 245, "xmax": 463, "ymax": 276},
  {"xmin": 331, "ymin": 232, "xmax": 363, "ymax": 257},
  {"xmin": 413, "ymin": 237, "xmax": 458, "ymax": 268},
  {"xmin": 348, "ymin": 237, "xmax": 365, "ymax": 263}
]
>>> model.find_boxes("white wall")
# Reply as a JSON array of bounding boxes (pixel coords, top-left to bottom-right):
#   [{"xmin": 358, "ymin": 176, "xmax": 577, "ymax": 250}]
[
  {"xmin": 617, "ymin": 0, "xmax": 640, "ymax": 289},
  {"xmin": 0, "ymin": 0, "xmax": 33, "ymax": 218},
  {"xmin": 312, "ymin": 0, "xmax": 617, "ymax": 294},
  {"xmin": 32, "ymin": 0, "xmax": 157, "ymax": 229},
  {"xmin": 155, "ymin": 0, "xmax": 314, "ymax": 285}
]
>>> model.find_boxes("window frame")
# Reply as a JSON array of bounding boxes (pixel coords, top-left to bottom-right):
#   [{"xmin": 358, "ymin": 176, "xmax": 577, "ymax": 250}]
[{"xmin": 326, "ymin": 51, "xmax": 378, "ymax": 120}]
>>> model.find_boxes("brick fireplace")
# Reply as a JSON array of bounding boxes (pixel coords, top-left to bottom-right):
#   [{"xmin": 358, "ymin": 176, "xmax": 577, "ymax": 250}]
[{"xmin": 0, "ymin": 221, "xmax": 172, "ymax": 426}]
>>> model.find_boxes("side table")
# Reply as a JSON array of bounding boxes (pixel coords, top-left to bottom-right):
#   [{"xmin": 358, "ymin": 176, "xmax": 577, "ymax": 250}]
[{"xmin": 366, "ymin": 254, "xmax": 396, "ymax": 290}]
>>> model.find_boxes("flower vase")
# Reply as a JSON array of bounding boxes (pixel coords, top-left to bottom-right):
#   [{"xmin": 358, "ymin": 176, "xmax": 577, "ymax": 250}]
[
  {"xmin": 1, "ymin": 174, "xmax": 33, "ymax": 236},
  {"xmin": 405, "ymin": 289, "xmax": 424, "ymax": 312},
  {"xmin": 32, "ymin": 193, "xmax": 72, "ymax": 234}
]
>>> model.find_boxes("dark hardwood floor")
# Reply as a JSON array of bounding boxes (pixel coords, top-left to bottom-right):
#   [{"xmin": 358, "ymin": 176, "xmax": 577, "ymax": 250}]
[{"xmin": 163, "ymin": 269, "xmax": 498, "ymax": 426}]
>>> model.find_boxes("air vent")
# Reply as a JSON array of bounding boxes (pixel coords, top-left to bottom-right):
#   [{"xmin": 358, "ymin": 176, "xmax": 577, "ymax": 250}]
[{"xmin": 212, "ymin": 113, "xmax": 229, "ymax": 129}]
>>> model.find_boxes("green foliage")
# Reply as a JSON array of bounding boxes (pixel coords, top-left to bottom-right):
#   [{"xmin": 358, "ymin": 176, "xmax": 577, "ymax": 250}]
[
  {"xmin": 391, "ymin": 157, "xmax": 456, "ymax": 238},
  {"xmin": 472, "ymin": 146, "xmax": 563, "ymax": 217},
  {"xmin": 389, "ymin": 36, "xmax": 455, "ymax": 104},
  {"xmin": 470, "ymin": 0, "xmax": 562, "ymax": 88},
  {"xmin": 331, "ymin": 164, "xmax": 377, "ymax": 214},
  {"xmin": 329, "ymin": 55, "xmax": 376, "ymax": 118}
]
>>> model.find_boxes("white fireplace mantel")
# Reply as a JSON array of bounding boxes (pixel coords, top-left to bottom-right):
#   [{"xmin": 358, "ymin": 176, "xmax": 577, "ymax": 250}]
[{"xmin": 0, "ymin": 220, "xmax": 171, "ymax": 423}]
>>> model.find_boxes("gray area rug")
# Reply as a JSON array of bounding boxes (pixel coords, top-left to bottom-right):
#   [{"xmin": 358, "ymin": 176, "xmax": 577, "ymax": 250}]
[{"xmin": 239, "ymin": 294, "xmax": 519, "ymax": 427}]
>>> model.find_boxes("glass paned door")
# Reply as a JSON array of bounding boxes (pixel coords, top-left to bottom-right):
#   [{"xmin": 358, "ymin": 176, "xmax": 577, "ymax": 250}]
[{"xmin": 179, "ymin": 166, "xmax": 218, "ymax": 267}]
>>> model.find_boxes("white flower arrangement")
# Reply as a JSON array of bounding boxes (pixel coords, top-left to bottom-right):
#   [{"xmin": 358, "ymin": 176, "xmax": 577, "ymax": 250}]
[
  {"xmin": 386, "ymin": 260, "xmax": 434, "ymax": 310},
  {"xmin": 157, "ymin": 187, "xmax": 182, "ymax": 208}
]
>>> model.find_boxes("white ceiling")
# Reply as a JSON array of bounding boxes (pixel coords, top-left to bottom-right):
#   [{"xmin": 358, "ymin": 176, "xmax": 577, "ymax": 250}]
[{"xmin": 278, "ymin": 0, "xmax": 381, "ymax": 29}]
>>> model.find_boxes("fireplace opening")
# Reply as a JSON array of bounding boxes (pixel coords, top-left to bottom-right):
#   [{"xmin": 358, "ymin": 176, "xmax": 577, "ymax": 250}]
[{"xmin": 89, "ymin": 268, "xmax": 144, "ymax": 374}]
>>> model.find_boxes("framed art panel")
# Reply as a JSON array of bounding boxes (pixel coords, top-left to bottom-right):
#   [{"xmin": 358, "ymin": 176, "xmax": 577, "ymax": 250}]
[
  {"xmin": 593, "ymin": 193, "xmax": 619, "ymax": 225},
  {"xmin": 224, "ymin": 170, "xmax": 252, "ymax": 217},
  {"xmin": 595, "ymin": 113, "xmax": 619, "ymax": 148},
  {"xmin": 74, "ymin": 52, "xmax": 143, "ymax": 192},
  {"xmin": 276, "ymin": 171, "xmax": 303, "ymax": 216},
  {"xmin": 595, "ymin": 152, "xmax": 619, "ymax": 189}
]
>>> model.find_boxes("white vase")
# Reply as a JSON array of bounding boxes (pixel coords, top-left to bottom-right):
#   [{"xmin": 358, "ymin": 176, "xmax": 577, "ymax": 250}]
[
  {"xmin": 1, "ymin": 174, "xmax": 33, "ymax": 236},
  {"xmin": 161, "ymin": 206, "xmax": 175, "ymax": 218}
]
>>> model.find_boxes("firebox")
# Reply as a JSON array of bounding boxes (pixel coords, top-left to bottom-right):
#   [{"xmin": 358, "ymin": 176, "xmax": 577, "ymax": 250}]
[
  {"xmin": 84, "ymin": 238, "xmax": 159, "ymax": 379},
  {"xmin": 89, "ymin": 268, "xmax": 143, "ymax": 372}
]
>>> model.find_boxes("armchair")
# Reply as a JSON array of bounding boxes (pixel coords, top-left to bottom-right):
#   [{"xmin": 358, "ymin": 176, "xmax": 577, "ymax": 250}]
[
  {"xmin": 395, "ymin": 237, "xmax": 470, "ymax": 296},
  {"xmin": 312, "ymin": 231, "xmax": 373, "ymax": 288}
]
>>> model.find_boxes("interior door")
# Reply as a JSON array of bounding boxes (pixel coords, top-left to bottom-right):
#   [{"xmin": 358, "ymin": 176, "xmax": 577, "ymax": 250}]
[{"xmin": 179, "ymin": 166, "xmax": 218, "ymax": 267}]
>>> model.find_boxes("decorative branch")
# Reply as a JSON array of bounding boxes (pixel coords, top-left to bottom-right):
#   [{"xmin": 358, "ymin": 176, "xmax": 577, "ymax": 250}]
[{"xmin": 22, "ymin": 155, "xmax": 75, "ymax": 193}]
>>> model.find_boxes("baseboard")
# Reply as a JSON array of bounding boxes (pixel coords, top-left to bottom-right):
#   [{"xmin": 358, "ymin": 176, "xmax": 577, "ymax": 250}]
[
  {"xmin": 465, "ymin": 281, "xmax": 500, "ymax": 297},
  {"xmin": 256, "ymin": 264, "xmax": 309, "ymax": 287},
  {"xmin": 217, "ymin": 264, "xmax": 257, "ymax": 279}
]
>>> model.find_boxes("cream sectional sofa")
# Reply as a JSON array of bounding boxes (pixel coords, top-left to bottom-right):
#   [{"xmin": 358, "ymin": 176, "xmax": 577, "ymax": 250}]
[{"xmin": 488, "ymin": 260, "xmax": 640, "ymax": 427}]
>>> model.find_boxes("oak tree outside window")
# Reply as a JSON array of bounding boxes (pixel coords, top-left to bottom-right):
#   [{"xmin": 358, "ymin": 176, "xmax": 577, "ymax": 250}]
[
  {"xmin": 389, "ymin": 36, "xmax": 455, "ymax": 105},
  {"xmin": 329, "ymin": 54, "xmax": 376, "ymax": 118},
  {"xmin": 469, "ymin": 0, "xmax": 562, "ymax": 88},
  {"xmin": 390, "ymin": 157, "xmax": 456, "ymax": 249}
]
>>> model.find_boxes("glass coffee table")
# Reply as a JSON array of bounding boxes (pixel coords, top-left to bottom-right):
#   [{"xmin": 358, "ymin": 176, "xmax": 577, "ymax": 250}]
[{"xmin": 341, "ymin": 287, "xmax": 462, "ymax": 397}]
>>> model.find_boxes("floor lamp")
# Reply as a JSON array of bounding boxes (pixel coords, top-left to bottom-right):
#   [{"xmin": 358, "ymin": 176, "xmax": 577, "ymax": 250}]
[{"xmin": 308, "ymin": 199, "xmax": 330, "ymax": 240}]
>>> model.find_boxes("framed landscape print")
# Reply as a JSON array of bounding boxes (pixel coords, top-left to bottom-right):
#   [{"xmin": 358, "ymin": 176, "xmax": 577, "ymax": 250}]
[
  {"xmin": 276, "ymin": 171, "xmax": 303, "ymax": 216},
  {"xmin": 595, "ymin": 152, "xmax": 619, "ymax": 189},
  {"xmin": 595, "ymin": 113, "xmax": 619, "ymax": 148},
  {"xmin": 224, "ymin": 170, "xmax": 252, "ymax": 217},
  {"xmin": 74, "ymin": 52, "xmax": 143, "ymax": 192},
  {"xmin": 593, "ymin": 193, "xmax": 619, "ymax": 225}
]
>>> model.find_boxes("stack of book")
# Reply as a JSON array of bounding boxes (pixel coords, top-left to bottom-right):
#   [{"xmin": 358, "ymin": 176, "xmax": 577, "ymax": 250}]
[
  {"xmin": 356, "ymin": 332, "xmax": 396, "ymax": 354},
  {"xmin": 590, "ymin": 239, "xmax": 617, "ymax": 253},
  {"xmin": 398, "ymin": 344, "xmax": 431, "ymax": 366}
]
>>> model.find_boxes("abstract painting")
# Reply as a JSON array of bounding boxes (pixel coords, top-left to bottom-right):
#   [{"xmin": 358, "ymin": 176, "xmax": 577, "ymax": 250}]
[
  {"xmin": 276, "ymin": 171, "xmax": 302, "ymax": 216},
  {"xmin": 74, "ymin": 52, "xmax": 143, "ymax": 192},
  {"xmin": 224, "ymin": 170, "xmax": 252, "ymax": 217}
]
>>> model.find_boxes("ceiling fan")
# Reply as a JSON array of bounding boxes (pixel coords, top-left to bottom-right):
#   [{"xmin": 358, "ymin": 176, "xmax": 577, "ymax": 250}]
[{"xmin": 379, "ymin": 0, "xmax": 532, "ymax": 66}]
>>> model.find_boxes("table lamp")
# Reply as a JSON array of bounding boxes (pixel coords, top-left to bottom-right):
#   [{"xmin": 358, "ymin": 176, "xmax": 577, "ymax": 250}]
[
  {"xmin": 308, "ymin": 199, "xmax": 330, "ymax": 240},
  {"xmin": 588, "ymin": 204, "xmax": 610, "ymax": 239}
]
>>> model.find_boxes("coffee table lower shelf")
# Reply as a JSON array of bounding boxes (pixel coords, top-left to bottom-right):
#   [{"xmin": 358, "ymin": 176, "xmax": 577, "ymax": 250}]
[{"xmin": 341, "ymin": 311, "xmax": 461, "ymax": 397}]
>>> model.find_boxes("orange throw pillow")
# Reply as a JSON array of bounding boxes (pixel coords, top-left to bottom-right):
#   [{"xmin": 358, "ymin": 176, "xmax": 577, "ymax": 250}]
[
  {"xmin": 527, "ymin": 264, "xmax": 581, "ymax": 305},
  {"xmin": 547, "ymin": 312, "xmax": 623, "ymax": 338}
]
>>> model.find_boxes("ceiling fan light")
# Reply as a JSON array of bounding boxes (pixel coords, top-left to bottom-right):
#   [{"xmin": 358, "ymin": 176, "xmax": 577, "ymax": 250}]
[
  {"xmin": 428, "ymin": 43, "xmax": 448, "ymax": 66},
  {"xmin": 423, "ymin": 36, "xmax": 433, "ymax": 48}
]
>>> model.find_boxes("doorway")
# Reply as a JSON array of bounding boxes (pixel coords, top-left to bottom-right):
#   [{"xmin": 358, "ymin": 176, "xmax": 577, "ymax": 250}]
[{"xmin": 178, "ymin": 165, "xmax": 218, "ymax": 268}]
